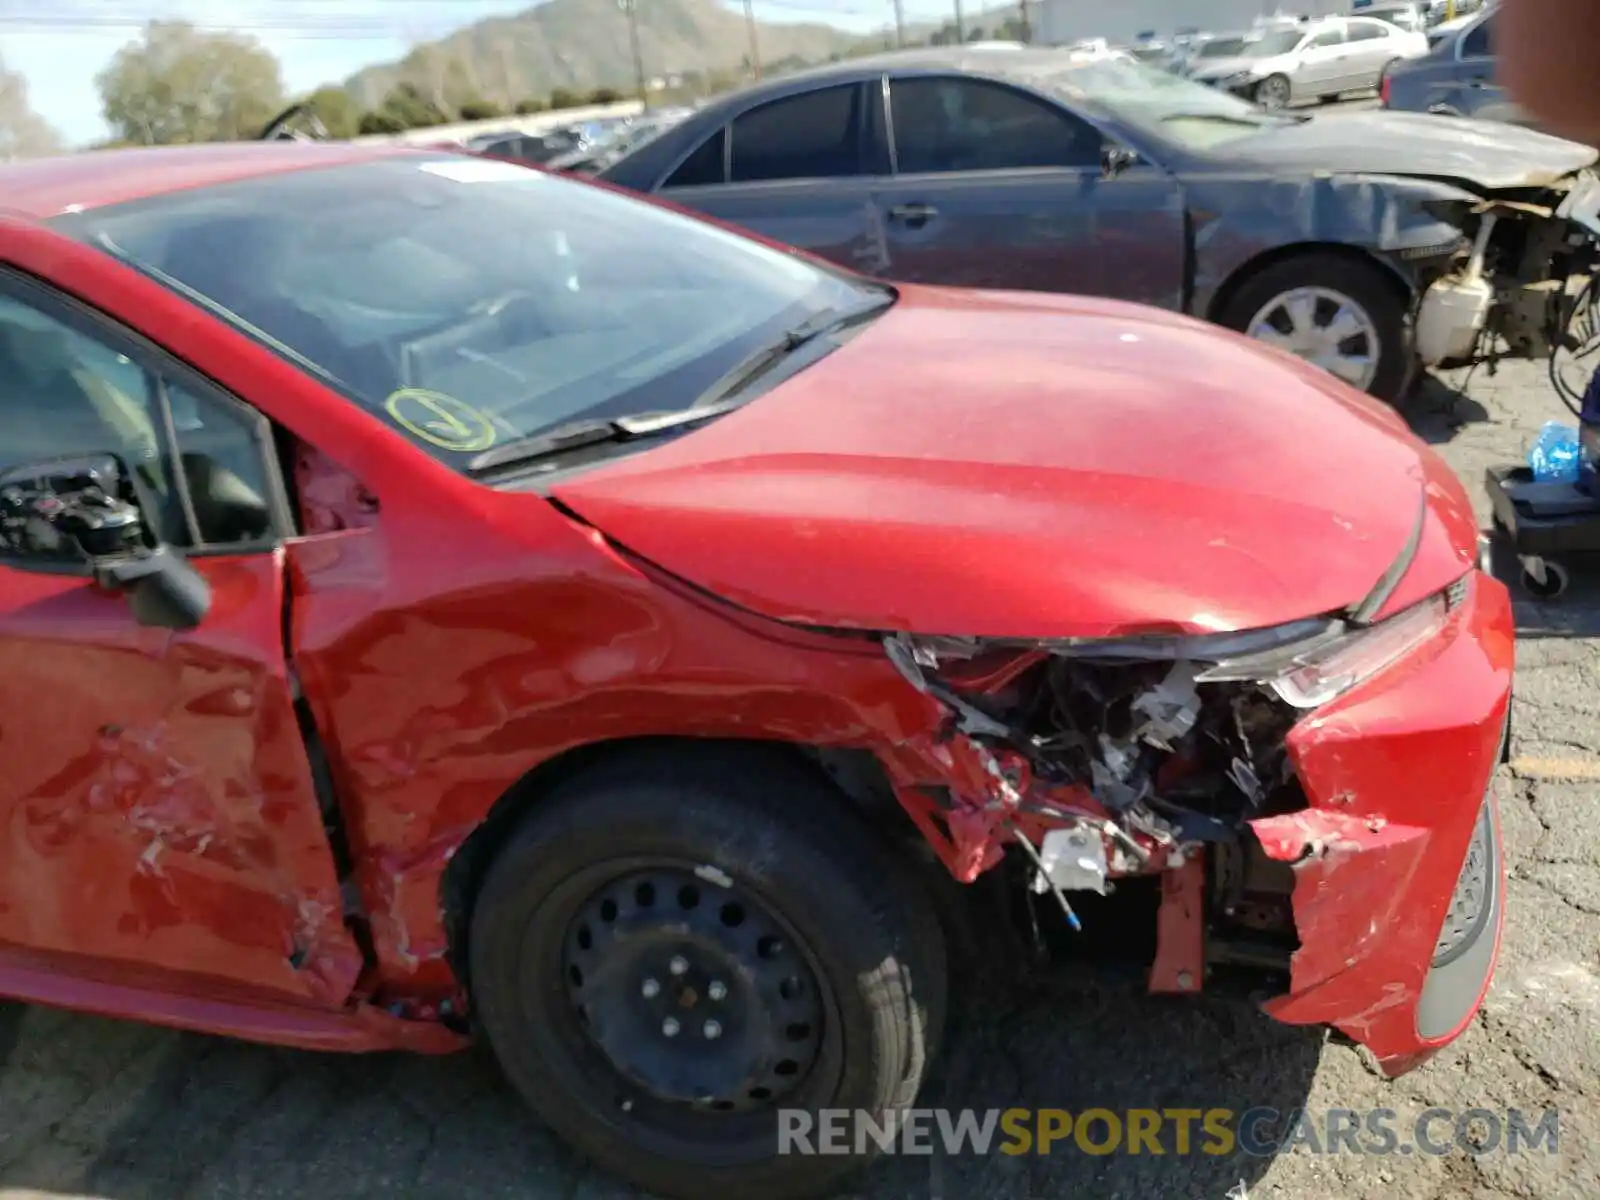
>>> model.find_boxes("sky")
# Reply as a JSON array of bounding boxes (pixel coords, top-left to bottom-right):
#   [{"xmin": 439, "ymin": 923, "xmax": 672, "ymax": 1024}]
[{"xmin": 0, "ymin": 0, "xmax": 981, "ymax": 146}]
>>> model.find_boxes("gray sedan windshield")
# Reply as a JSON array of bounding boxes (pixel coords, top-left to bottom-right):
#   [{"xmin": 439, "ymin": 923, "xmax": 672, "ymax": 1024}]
[{"xmin": 1041, "ymin": 58, "xmax": 1303, "ymax": 150}]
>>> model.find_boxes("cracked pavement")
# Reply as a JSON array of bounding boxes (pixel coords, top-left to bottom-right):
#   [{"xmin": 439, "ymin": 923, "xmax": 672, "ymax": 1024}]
[{"xmin": 0, "ymin": 368, "xmax": 1594, "ymax": 1200}]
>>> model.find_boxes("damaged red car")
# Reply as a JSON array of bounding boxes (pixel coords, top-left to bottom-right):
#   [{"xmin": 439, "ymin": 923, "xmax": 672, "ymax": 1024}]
[{"xmin": 0, "ymin": 143, "xmax": 1510, "ymax": 1199}]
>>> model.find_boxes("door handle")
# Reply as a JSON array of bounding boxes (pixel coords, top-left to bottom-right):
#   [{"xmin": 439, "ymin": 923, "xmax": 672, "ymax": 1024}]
[{"xmin": 887, "ymin": 202, "xmax": 938, "ymax": 226}]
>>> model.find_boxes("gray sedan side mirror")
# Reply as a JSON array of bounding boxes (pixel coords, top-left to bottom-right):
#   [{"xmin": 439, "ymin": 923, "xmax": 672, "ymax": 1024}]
[{"xmin": 1102, "ymin": 145, "xmax": 1140, "ymax": 178}]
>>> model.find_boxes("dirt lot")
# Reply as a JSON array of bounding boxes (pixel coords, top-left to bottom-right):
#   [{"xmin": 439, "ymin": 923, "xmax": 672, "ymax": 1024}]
[{"xmin": 0, "ymin": 362, "xmax": 1594, "ymax": 1200}]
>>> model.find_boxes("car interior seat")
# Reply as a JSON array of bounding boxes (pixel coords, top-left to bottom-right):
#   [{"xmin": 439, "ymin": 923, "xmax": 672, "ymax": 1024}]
[
  {"xmin": 0, "ymin": 320, "xmax": 142, "ymax": 468},
  {"xmin": 0, "ymin": 316, "xmax": 270, "ymax": 548}
]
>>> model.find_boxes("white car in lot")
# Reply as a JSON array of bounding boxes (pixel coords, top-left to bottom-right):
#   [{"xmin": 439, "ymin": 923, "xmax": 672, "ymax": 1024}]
[{"xmin": 1187, "ymin": 15, "xmax": 1431, "ymax": 108}]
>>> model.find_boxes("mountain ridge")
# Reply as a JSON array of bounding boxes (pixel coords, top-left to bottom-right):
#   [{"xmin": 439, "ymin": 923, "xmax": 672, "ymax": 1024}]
[{"xmin": 342, "ymin": 0, "xmax": 923, "ymax": 111}]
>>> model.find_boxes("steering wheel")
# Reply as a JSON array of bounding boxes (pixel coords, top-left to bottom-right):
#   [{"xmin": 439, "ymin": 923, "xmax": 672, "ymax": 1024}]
[
  {"xmin": 466, "ymin": 290, "xmax": 547, "ymax": 322},
  {"xmin": 397, "ymin": 290, "xmax": 551, "ymax": 392}
]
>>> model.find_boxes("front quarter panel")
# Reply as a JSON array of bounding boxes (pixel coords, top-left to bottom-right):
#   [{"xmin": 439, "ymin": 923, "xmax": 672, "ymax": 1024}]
[
  {"xmin": 1185, "ymin": 171, "xmax": 1479, "ymax": 317},
  {"xmin": 1250, "ymin": 571, "xmax": 1514, "ymax": 1072}
]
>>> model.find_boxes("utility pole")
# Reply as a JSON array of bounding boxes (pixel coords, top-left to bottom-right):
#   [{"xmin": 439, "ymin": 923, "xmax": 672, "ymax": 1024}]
[
  {"xmin": 620, "ymin": 0, "xmax": 646, "ymax": 106},
  {"xmin": 742, "ymin": 0, "xmax": 762, "ymax": 78},
  {"xmin": 954, "ymin": 0, "xmax": 965, "ymax": 41},
  {"xmin": 1018, "ymin": 0, "xmax": 1031, "ymax": 44},
  {"xmin": 892, "ymin": 0, "xmax": 906, "ymax": 47}
]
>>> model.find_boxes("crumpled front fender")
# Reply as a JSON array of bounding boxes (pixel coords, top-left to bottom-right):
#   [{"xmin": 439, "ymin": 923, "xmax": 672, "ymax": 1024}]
[{"xmin": 1249, "ymin": 570, "xmax": 1513, "ymax": 1075}]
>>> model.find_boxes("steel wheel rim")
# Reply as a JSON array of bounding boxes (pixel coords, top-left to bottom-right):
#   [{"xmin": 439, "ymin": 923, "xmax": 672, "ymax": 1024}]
[
  {"xmin": 1246, "ymin": 285, "xmax": 1381, "ymax": 390},
  {"xmin": 1258, "ymin": 76, "xmax": 1289, "ymax": 109},
  {"xmin": 560, "ymin": 864, "xmax": 828, "ymax": 1116}
]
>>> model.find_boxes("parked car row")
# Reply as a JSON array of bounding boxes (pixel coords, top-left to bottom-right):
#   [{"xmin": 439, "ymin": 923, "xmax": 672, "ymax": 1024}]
[{"xmin": 1130, "ymin": 2, "xmax": 1486, "ymax": 90}]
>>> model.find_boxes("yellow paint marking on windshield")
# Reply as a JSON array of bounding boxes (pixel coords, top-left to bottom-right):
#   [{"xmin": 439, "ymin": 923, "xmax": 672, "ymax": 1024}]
[{"xmin": 384, "ymin": 388, "xmax": 498, "ymax": 453}]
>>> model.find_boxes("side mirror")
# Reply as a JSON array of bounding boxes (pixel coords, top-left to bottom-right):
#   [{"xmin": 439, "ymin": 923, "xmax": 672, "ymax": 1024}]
[
  {"xmin": 1102, "ymin": 145, "xmax": 1140, "ymax": 179},
  {"xmin": 0, "ymin": 453, "xmax": 211, "ymax": 631}
]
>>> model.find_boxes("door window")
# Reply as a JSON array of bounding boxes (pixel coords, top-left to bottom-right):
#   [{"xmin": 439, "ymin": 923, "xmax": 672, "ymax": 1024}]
[
  {"xmin": 662, "ymin": 126, "xmax": 728, "ymax": 188},
  {"xmin": 1459, "ymin": 15, "xmax": 1493, "ymax": 58},
  {"xmin": 729, "ymin": 85, "xmax": 865, "ymax": 182},
  {"xmin": 1346, "ymin": 20, "xmax": 1392, "ymax": 41},
  {"xmin": 888, "ymin": 77, "xmax": 1102, "ymax": 174},
  {"xmin": 0, "ymin": 280, "xmax": 276, "ymax": 555},
  {"xmin": 1306, "ymin": 28, "xmax": 1347, "ymax": 48}
]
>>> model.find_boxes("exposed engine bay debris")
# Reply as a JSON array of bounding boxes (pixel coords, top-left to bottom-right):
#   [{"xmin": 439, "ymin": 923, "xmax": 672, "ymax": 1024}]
[
  {"xmin": 1417, "ymin": 171, "xmax": 1600, "ymax": 371},
  {"xmin": 883, "ymin": 630, "xmax": 1314, "ymax": 956}
]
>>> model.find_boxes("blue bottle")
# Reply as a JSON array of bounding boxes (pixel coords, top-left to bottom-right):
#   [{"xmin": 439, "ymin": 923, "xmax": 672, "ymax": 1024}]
[{"xmin": 1529, "ymin": 421, "xmax": 1583, "ymax": 484}]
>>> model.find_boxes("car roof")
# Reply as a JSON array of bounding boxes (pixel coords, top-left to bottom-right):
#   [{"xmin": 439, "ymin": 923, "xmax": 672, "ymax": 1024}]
[
  {"xmin": 701, "ymin": 44, "xmax": 1098, "ymax": 104},
  {"xmin": 0, "ymin": 141, "xmax": 413, "ymax": 221}
]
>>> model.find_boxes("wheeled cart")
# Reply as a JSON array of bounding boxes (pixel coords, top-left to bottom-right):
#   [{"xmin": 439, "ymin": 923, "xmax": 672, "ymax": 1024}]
[{"xmin": 1484, "ymin": 464, "xmax": 1600, "ymax": 600}]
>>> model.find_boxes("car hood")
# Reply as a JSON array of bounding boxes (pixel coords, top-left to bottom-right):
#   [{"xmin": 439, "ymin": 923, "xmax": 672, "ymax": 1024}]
[
  {"xmin": 1222, "ymin": 109, "xmax": 1599, "ymax": 190},
  {"xmin": 550, "ymin": 286, "xmax": 1472, "ymax": 641}
]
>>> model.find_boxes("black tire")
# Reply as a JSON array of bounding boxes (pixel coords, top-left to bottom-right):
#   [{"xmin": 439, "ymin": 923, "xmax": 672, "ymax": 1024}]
[
  {"xmin": 1216, "ymin": 251, "xmax": 1412, "ymax": 402},
  {"xmin": 1255, "ymin": 73, "xmax": 1291, "ymax": 109},
  {"xmin": 467, "ymin": 743, "xmax": 948, "ymax": 1200}
]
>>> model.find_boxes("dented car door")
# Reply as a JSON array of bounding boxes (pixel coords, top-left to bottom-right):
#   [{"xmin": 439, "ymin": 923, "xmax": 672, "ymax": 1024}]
[{"xmin": 0, "ymin": 262, "xmax": 364, "ymax": 1007}]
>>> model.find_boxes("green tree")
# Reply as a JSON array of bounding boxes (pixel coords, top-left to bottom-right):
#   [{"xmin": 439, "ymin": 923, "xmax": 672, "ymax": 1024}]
[
  {"xmin": 303, "ymin": 85, "xmax": 361, "ymax": 138},
  {"xmin": 0, "ymin": 53, "xmax": 62, "ymax": 160},
  {"xmin": 458, "ymin": 98, "xmax": 504, "ymax": 120},
  {"xmin": 513, "ymin": 97, "xmax": 546, "ymax": 115},
  {"xmin": 96, "ymin": 20, "xmax": 286, "ymax": 144},
  {"xmin": 379, "ymin": 81, "xmax": 447, "ymax": 129},
  {"xmin": 357, "ymin": 110, "xmax": 406, "ymax": 135},
  {"xmin": 586, "ymin": 86, "xmax": 622, "ymax": 105},
  {"xmin": 548, "ymin": 87, "xmax": 582, "ymax": 110},
  {"xmin": 399, "ymin": 46, "xmax": 479, "ymax": 115}
]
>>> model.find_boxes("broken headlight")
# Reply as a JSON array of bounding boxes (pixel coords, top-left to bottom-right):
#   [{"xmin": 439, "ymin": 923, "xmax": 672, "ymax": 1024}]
[{"xmin": 1197, "ymin": 587, "xmax": 1454, "ymax": 709}]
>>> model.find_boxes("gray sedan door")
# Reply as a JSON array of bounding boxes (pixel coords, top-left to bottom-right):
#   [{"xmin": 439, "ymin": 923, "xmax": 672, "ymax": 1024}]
[
  {"xmin": 650, "ymin": 82, "xmax": 889, "ymax": 276},
  {"xmin": 871, "ymin": 75, "xmax": 1186, "ymax": 308}
]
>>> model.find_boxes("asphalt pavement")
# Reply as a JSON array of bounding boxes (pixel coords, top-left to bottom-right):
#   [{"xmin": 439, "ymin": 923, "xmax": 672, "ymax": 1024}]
[{"xmin": 1, "ymin": 99, "xmax": 1597, "ymax": 1200}]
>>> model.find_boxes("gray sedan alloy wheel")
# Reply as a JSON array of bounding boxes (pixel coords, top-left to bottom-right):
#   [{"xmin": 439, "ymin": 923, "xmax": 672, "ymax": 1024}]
[{"xmin": 1245, "ymin": 285, "xmax": 1382, "ymax": 392}]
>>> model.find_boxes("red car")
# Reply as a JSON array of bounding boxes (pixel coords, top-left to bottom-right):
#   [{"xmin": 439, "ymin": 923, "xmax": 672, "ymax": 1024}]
[{"xmin": 0, "ymin": 143, "xmax": 1510, "ymax": 1198}]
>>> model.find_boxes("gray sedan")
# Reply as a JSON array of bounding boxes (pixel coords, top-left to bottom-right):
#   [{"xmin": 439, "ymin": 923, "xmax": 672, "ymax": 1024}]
[{"xmin": 599, "ymin": 47, "xmax": 1600, "ymax": 401}]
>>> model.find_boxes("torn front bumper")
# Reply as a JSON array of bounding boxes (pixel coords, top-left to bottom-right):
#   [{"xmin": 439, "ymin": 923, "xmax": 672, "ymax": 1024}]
[{"xmin": 1248, "ymin": 569, "xmax": 1513, "ymax": 1075}]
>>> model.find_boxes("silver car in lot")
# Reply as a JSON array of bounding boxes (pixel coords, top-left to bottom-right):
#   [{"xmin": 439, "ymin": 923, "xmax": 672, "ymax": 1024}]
[{"xmin": 1188, "ymin": 16, "xmax": 1431, "ymax": 107}]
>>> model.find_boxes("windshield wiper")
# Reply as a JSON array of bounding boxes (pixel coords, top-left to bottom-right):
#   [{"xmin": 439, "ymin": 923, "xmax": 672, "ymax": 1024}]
[
  {"xmin": 691, "ymin": 291, "xmax": 894, "ymax": 410},
  {"xmin": 464, "ymin": 291, "xmax": 894, "ymax": 475},
  {"xmin": 465, "ymin": 398, "xmax": 747, "ymax": 474}
]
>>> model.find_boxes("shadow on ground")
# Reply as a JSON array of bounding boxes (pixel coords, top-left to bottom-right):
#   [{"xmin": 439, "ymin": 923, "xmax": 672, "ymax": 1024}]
[
  {"xmin": 0, "ymin": 966, "xmax": 1322, "ymax": 1200},
  {"xmin": 1401, "ymin": 373, "xmax": 1493, "ymax": 446}
]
